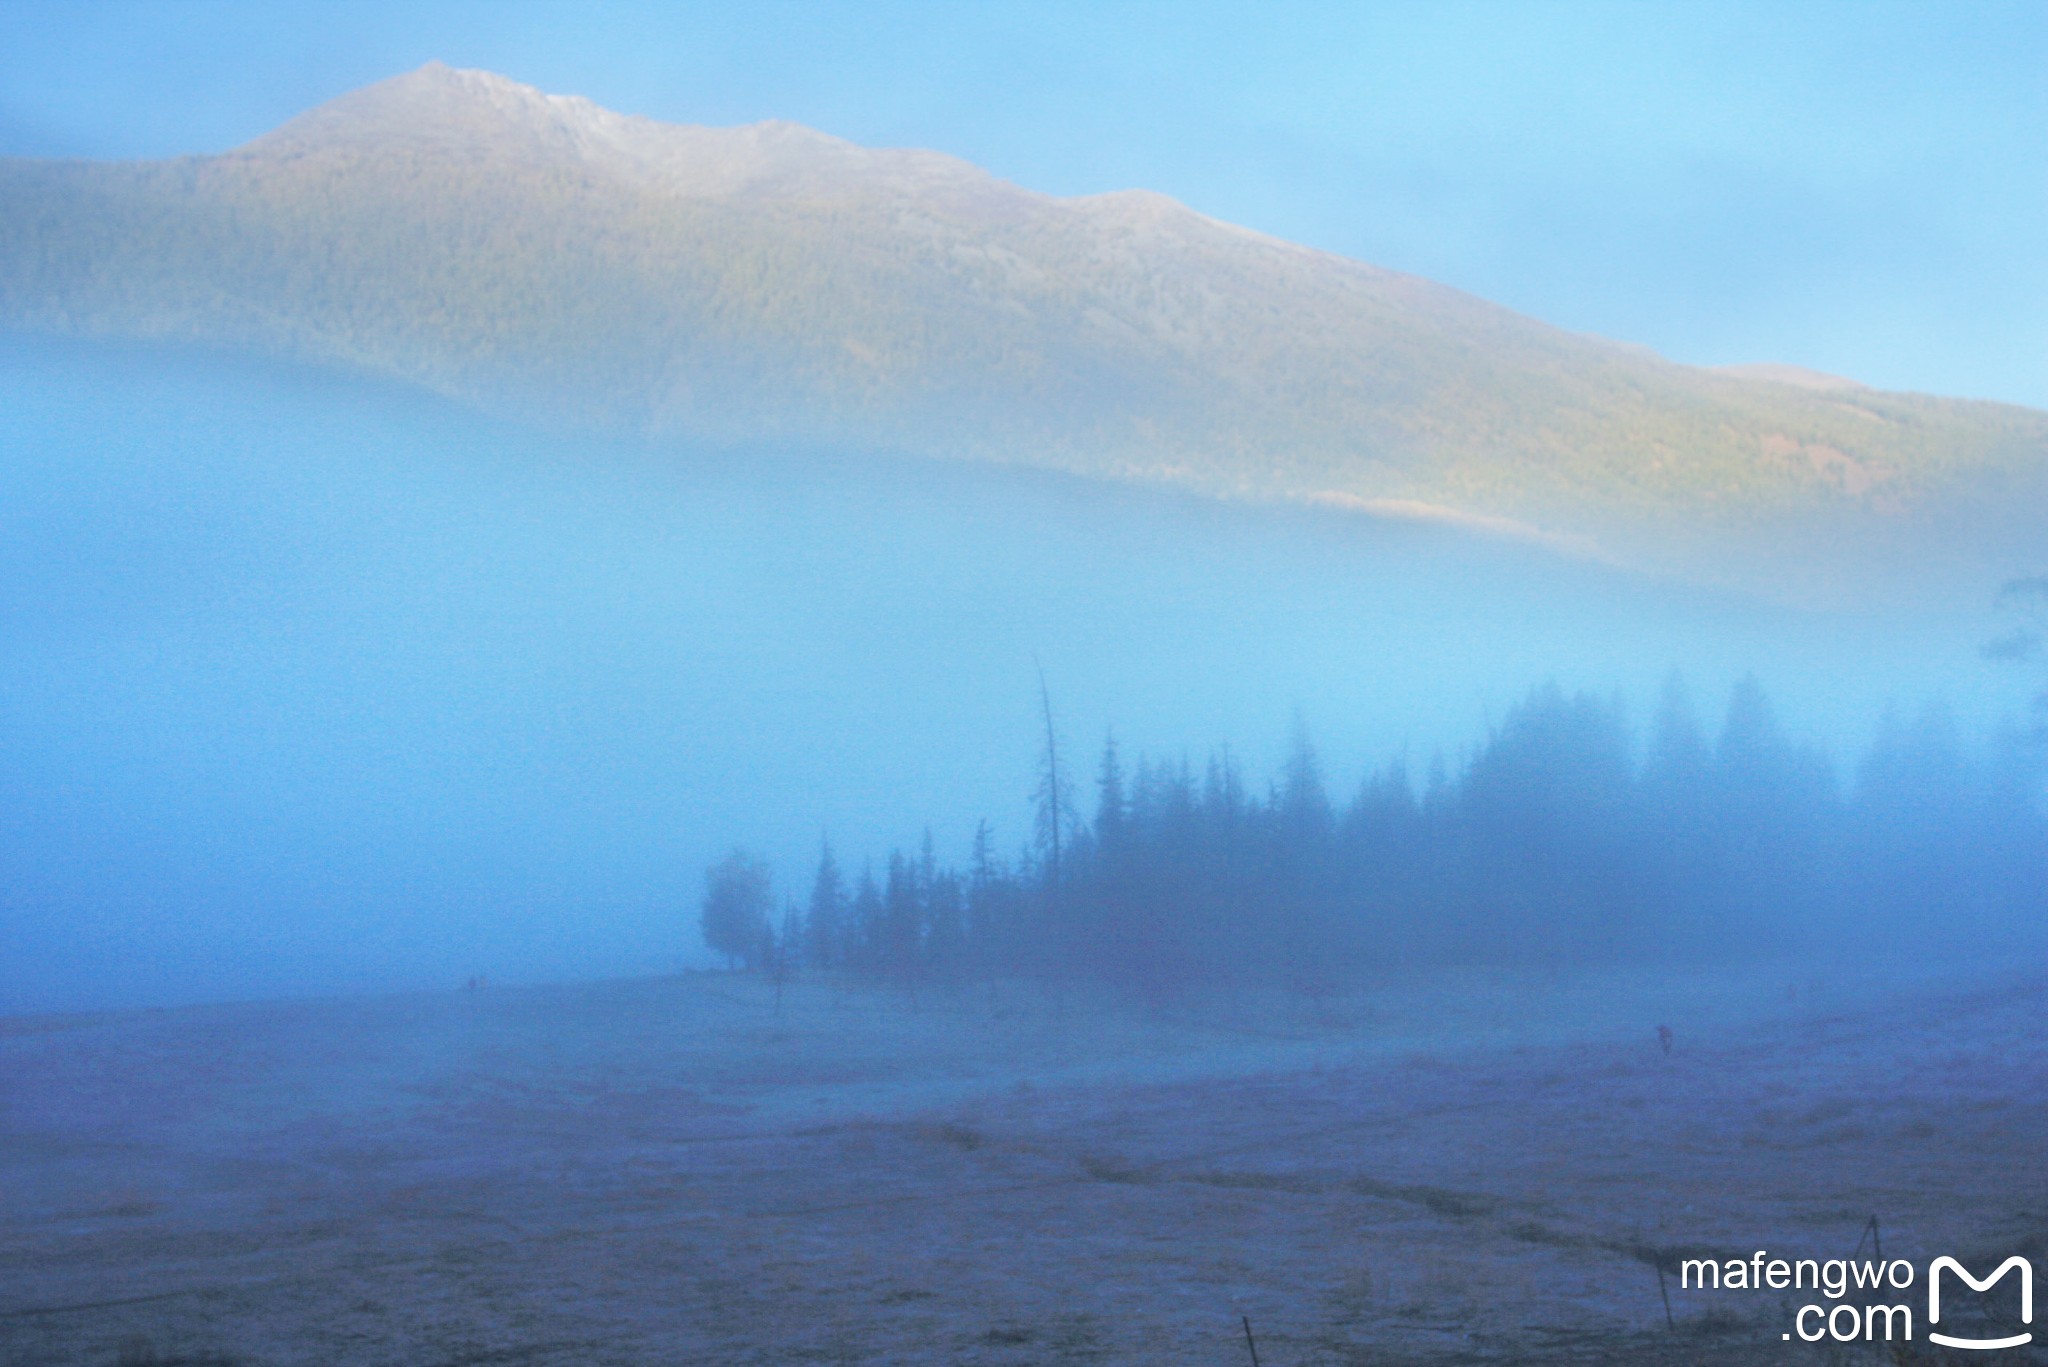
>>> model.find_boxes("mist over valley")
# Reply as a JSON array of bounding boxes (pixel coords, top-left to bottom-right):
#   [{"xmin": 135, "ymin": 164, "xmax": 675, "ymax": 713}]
[{"xmin": 2, "ymin": 41, "xmax": 2045, "ymax": 1366}]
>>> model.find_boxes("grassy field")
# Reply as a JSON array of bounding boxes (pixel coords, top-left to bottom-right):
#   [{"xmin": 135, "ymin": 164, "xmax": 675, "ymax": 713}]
[{"xmin": 4, "ymin": 960, "xmax": 2044, "ymax": 1365}]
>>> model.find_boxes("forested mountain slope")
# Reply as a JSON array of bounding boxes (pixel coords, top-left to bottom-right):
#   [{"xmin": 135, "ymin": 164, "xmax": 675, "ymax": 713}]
[{"xmin": 2, "ymin": 63, "xmax": 2042, "ymax": 599}]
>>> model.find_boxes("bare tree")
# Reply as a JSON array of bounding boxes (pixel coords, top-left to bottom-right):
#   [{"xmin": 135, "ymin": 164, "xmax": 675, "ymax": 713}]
[{"xmin": 1032, "ymin": 663, "xmax": 1075, "ymax": 887}]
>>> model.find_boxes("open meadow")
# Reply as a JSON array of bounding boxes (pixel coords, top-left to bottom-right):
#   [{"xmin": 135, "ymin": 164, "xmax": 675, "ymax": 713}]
[{"xmin": 5, "ymin": 961, "xmax": 2044, "ymax": 1365}]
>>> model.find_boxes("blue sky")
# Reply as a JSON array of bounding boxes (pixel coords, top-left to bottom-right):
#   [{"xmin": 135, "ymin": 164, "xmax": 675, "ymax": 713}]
[{"xmin": 0, "ymin": 0, "xmax": 2042, "ymax": 407}]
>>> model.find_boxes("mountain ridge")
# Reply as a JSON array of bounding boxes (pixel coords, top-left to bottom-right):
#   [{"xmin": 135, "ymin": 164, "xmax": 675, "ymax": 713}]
[{"xmin": 2, "ymin": 62, "xmax": 2042, "ymax": 602}]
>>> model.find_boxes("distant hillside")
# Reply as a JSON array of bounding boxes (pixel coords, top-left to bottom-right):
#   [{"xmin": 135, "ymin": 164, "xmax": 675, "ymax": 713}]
[{"xmin": 2, "ymin": 62, "xmax": 2043, "ymax": 600}]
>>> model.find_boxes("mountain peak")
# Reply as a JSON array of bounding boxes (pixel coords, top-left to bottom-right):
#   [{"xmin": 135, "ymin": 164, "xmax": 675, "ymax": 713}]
[
  {"xmin": 240, "ymin": 63, "xmax": 1001, "ymax": 205},
  {"xmin": 245, "ymin": 62, "xmax": 629, "ymax": 162}
]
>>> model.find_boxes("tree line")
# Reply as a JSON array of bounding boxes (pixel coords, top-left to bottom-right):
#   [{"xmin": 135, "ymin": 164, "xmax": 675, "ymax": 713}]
[{"xmin": 701, "ymin": 677, "xmax": 2048, "ymax": 991}]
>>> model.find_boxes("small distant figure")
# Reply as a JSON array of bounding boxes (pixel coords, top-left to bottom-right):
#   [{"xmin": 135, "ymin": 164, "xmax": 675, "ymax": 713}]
[
  {"xmin": 465, "ymin": 974, "xmax": 488, "ymax": 992},
  {"xmin": 1656, "ymin": 1024, "xmax": 1673, "ymax": 1055}
]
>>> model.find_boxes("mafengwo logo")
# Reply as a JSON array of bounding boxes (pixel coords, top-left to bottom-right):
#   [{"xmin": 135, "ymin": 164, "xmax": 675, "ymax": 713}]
[
  {"xmin": 1930, "ymin": 1256, "xmax": 2034, "ymax": 1352},
  {"xmin": 1680, "ymin": 1250, "xmax": 2033, "ymax": 1348}
]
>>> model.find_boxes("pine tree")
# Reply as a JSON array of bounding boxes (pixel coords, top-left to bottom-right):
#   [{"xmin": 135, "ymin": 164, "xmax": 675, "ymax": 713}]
[
  {"xmin": 849, "ymin": 864, "xmax": 883, "ymax": 974},
  {"xmin": 1095, "ymin": 732, "xmax": 1127, "ymax": 854},
  {"xmin": 882, "ymin": 850, "xmax": 922, "ymax": 986},
  {"xmin": 804, "ymin": 838, "xmax": 845, "ymax": 972}
]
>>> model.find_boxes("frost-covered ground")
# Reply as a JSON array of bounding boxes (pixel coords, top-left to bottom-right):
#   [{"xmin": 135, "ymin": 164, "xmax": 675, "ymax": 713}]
[{"xmin": 4, "ymin": 960, "xmax": 2045, "ymax": 1365}]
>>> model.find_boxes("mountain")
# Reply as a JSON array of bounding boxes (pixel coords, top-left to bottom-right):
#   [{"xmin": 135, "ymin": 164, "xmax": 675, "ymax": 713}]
[{"xmin": 2, "ymin": 62, "xmax": 2043, "ymax": 601}]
